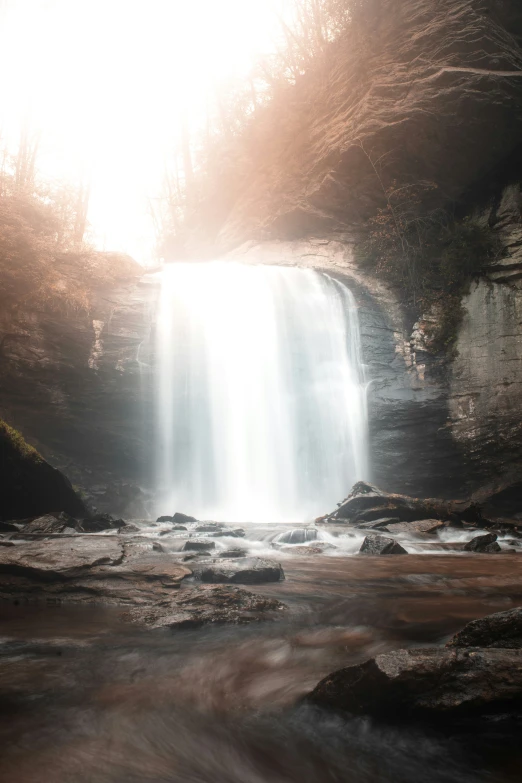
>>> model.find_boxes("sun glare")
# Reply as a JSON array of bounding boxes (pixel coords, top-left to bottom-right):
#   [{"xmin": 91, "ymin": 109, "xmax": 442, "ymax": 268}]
[{"xmin": 0, "ymin": 0, "xmax": 283, "ymax": 261}]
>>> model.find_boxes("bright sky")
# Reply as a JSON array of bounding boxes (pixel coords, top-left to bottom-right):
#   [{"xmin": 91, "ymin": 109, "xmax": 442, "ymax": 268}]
[{"xmin": 0, "ymin": 0, "xmax": 284, "ymax": 262}]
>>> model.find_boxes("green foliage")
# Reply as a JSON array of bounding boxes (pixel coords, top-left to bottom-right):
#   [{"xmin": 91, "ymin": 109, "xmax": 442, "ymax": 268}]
[
  {"xmin": 356, "ymin": 179, "xmax": 502, "ymax": 353},
  {"xmin": 0, "ymin": 419, "xmax": 42, "ymax": 464}
]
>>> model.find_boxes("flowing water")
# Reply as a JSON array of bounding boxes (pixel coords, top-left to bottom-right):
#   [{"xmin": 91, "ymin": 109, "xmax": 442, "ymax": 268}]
[
  {"xmin": 1, "ymin": 548, "xmax": 521, "ymax": 783},
  {"xmin": 155, "ymin": 263, "xmax": 368, "ymax": 522}
]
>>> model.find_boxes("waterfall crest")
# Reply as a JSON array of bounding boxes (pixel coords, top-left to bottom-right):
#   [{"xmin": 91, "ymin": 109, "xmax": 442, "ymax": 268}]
[{"xmin": 155, "ymin": 262, "xmax": 368, "ymax": 522}]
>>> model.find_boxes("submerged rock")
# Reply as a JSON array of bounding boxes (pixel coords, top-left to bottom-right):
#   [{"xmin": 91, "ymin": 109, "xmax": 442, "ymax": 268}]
[
  {"xmin": 220, "ymin": 548, "xmax": 248, "ymax": 558},
  {"xmin": 464, "ymin": 533, "xmax": 501, "ymax": 553},
  {"xmin": 359, "ymin": 535, "xmax": 407, "ymax": 555},
  {"xmin": 126, "ymin": 584, "xmax": 286, "ymax": 629},
  {"xmin": 447, "ymin": 607, "xmax": 522, "ymax": 650},
  {"xmin": 308, "ymin": 646, "xmax": 522, "ymax": 718},
  {"xmin": 192, "ymin": 557, "xmax": 284, "ymax": 584},
  {"xmin": 209, "ymin": 528, "xmax": 246, "ymax": 538}
]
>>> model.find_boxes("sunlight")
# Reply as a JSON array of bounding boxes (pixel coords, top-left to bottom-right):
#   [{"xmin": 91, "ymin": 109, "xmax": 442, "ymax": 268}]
[{"xmin": 0, "ymin": 0, "xmax": 283, "ymax": 260}]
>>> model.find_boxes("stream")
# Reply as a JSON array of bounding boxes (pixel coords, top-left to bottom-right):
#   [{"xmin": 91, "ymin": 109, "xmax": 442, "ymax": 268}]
[{"xmin": 1, "ymin": 538, "xmax": 521, "ymax": 783}]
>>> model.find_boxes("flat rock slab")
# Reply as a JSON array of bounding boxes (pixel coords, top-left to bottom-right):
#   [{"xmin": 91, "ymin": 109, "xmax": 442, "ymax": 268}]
[
  {"xmin": 126, "ymin": 584, "xmax": 287, "ymax": 629},
  {"xmin": 0, "ymin": 537, "xmax": 124, "ymax": 577},
  {"xmin": 192, "ymin": 557, "xmax": 285, "ymax": 584},
  {"xmin": 308, "ymin": 646, "xmax": 522, "ymax": 717},
  {"xmin": 447, "ymin": 606, "xmax": 522, "ymax": 649},
  {"xmin": 385, "ymin": 519, "xmax": 446, "ymax": 536}
]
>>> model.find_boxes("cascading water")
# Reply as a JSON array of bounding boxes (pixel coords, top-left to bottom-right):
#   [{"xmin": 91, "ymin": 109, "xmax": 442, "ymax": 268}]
[{"xmin": 155, "ymin": 262, "xmax": 368, "ymax": 522}]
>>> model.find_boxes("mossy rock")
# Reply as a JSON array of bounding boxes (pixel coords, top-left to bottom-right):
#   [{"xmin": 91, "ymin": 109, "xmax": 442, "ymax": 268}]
[{"xmin": 0, "ymin": 420, "xmax": 88, "ymax": 521}]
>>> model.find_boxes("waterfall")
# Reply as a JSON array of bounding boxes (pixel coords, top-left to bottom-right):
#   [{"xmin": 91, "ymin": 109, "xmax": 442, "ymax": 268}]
[{"xmin": 155, "ymin": 262, "xmax": 368, "ymax": 522}]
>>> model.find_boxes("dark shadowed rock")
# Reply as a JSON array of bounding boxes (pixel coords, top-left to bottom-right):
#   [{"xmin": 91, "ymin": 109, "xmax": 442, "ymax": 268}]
[
  {"xmin": 220, "ymin": 548, "xmax": 248, "ymax": 558},
  {"xmin": 0, "ymin": 420, "xmax": 88, "ymax": 521},
  {"xmin": 126, "ymin": 584, "xmax": 287, "ymax": 629},
  {"xmin": 359, "ymin": 535, "xmax": 407, "ymax": 555},
  {"xmin": 192, "ymin": 557, "xmax": 284, "ymax": 584},
  {"xmin": 464, "ymin": 533, "xmax": 501, "ymax": 553},
  {"xmin": 78, "ymin": 513, "xmax": 123, "ymax": 533},
  {"xmin": 0, "ymin": 521, "xmax": 18, "ymax": 533},
  {"xmin": 447, "ymin": 607, "xmax": 522, "ymax": 649},
  {"xmin": 156, "ymin": 515, "xmax": 174, "ymax": 523},
  {"xmin": 183, "ymin": 540, "xmax": 216, "ymax": 552},
  {"xmin": 308, "ymin": 647, "xmax": 522, "ymax": 718}
]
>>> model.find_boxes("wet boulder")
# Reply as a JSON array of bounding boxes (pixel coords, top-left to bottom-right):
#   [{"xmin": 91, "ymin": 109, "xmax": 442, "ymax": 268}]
[
  {"xmin": 359, "ymin": 535, "xmax": 407, "ymax": 555},
  {"xmin": 219, "ymin": 548, "xmax": 248, "ymax": 558},
  {"xmin": 447, "ymin": 607, "xmax": 522, "ymax": 650},
  {"xmin": 463, "ymin": 533, "xmax": 501, "ymax": 553},
  {"xmin": 156, "ymin": 515, "xmax": 174, "ymax": 523},
  {"xmin": 183, "ymin": 540, "xmax": 216, "ymax": 552},
  {"xmin": 308, "ymin": 646, "xmax": 522, "ymax": 718},
  {"xmin": 192, "ymin": 557, "xmax": 284, "ymax": 584}
]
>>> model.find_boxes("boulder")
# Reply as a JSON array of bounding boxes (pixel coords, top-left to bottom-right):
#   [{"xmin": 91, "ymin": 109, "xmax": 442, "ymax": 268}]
[
  {"xmin": 126, "ymin": 584, "xmax": 286, "ymax": 629},
  {"xmin": 359, "ymin": 535, "xmax": 407, "ymax": 555},
  {"xmin": 447, "ymin": 607, "xmax": 522, "ymax": 650},
  {"xmin": 308, "ymin": 646, "xmax": 522, "ymax": 718},
  {"xmin": 192, "ymin": 557, "xmax": 284, "ymax": 584},
  {"xmin": 156, "ymin": 515, "xmax": 174, "ymax": 523},
  {"xmin": 183, "ymin": 540, "xmax": 216, "ymax": 552},
  {"xmin": 464, "ymin": 533, "xmax": 501, "ymax": 553},
  {"xmin": 194, "ymin": 523, "xmax": 224, "ymax": 533}
]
